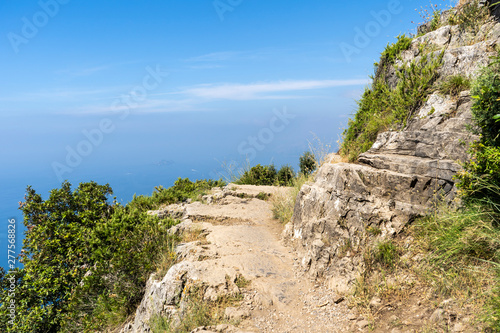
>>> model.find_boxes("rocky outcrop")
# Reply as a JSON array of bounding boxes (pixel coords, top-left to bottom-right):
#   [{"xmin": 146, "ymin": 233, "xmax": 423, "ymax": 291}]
[
  {"xmin": 285, "ymin": 15, "xmax": 495, "ymax": 294},
  {"xmin": 120, "ymin": 185, "xmax": 353, "ymax": 333}
]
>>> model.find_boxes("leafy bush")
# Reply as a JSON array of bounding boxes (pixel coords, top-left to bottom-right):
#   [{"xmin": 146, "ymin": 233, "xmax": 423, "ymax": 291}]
[
  {"xmin": 299, "ymin": 151, "xmax": 316, "ymax": 175},
  {"xmin": 130, "ymin": 178, "xmax": 225, "ymax": 211},
  {"xmin": 456, "ymin": 52, "xmax": 500, "ymax": 203},
  {"xmin": 381, "ymin": 34, "xmax": 412, "ymax": 64},
  {"xmin": 235, "ymin": 164, "xmax": 278, "ymax": 186},
  {"xmin": 255, "ymin": 192, "xmax": 269, "ymax": 201},
  {"xmin": 437, "ymin": 49, "xmax": 500, "ymax": 331},
  {"xmin": 0, "ymin": 178, "xmax": 223, "ymax": 332},
  {"xmin": 456, "ymin": 143, "xmax": 500, "ymax": 204},
  {"xmin": 438, "ymin": 74, "xmax": 471, "ymax": 96},
  {"xmin": 341, "ymin": 51, "xmax": 444, "ymax": 161},
  {"xmin": 1, "ymin": 181, "xmax": 114, "ymax": 333},
  {"xmin": 277, "ymin": 165, "xmax": 295, "ymax": 186},
  {"xmin": 470, "ymin": 56, "xmax": 500, "ymax": 147}
]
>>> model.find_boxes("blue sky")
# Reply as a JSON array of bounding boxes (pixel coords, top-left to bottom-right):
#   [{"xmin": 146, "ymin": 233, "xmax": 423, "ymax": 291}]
[{"xmin": 0, "ymin": 0, "xmax": 458, "ymax": 267}]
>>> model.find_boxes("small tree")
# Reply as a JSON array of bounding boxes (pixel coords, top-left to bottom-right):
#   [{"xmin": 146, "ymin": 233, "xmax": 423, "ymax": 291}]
[
  {"xmin": 299, "ymin": 151, "xmax": 316, "ymax": 175},
  {"xmin": 0, "ymin": 181, "xmax": 113, "ymax": 332},
  {"xmin": 277, "ymin": 165, "xmax": 295, "ymax": 186},
  {"xmin": 237, "ymin": 164, "xmax": 278, "ymax": 185}
]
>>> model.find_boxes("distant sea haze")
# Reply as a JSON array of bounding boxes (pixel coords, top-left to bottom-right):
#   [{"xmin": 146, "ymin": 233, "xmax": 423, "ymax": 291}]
[{"xmin": 0, "ymin": 161, "xmax": 200, "ymax": 271}]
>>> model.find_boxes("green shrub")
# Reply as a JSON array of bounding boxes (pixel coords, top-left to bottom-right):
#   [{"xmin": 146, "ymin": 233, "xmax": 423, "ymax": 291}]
[
  {"xmin": 235, "ymin": 164, "xmax": 278, "ymax": 186},
  {"xmin": 413, "ymin": 201, "xmax": 500, "ymax": 329},
  {"xmin": 448, "ymin": 0, "xmax": 490, "ymax": 34},
  {"xmin": 435, "ymin": 49, "xmax": 500, "ymax": 330},
  {"xmin": 299, "ymin": 151, "xmax": 316, "ymax": 175},
  {"xmin": 255, "ymin": 192, "xmax": 269, "ymax": 201},
  {"xmin": 0, "ymin": 181, "xmax": 114, "ymax": 333},
  {"xmin": 0, "ymin": 178, "xmax": 226, "ymax": 332},
  {"xmin": 373, "ymin": 241, "xmax": 400, "ymax": 269},
  {"xmin": 130, "ymin": 178, "xmax": 225, "ymax": 210},
  {"xmin": 429, "ymin": 9, "xmax": 442, "ymax": 31},
  {"xmin": 381, "ymin": 34, "xmax": 412, "ymax": 64},
  {"xmin": 456, "ymin": 52, "xmax": 500, "ymax": 204},
  {"xmin": 471, "ymin": 55, "xmax": 500, "ymax": 147},
  {"xmin": 438, "ymin": 74, "xmax": 471, "ymax": 96},
  {"xmin": 456, "ymin": 143, "xmax": 500, "ymax": 205},
  {"xmin": 341, "ymin": 51, "xmax": 444, "ymax": 161},
  {"xmin": 277, "ymin": 165, "xmax": 295, "ymax": 186}
]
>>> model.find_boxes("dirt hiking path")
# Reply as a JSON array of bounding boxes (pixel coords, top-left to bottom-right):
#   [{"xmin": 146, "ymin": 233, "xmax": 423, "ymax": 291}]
[{"xmin": 176, "ymin": 184, "xmax": 353, "ymax": 333}]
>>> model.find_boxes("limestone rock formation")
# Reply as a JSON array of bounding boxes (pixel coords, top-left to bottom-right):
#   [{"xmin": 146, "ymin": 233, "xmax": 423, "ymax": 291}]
[{"xmin": 285, "ymin": 13, "xmax": 497, "ymax": 294}]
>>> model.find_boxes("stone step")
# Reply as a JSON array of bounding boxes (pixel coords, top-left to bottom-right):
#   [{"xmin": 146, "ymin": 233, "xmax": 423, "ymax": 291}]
[
  {"xmin": 366, "ymin": 130, "xmax": 473, "ymax": 161},
  {"xmin": 358, "ymin": 153, "xmax": 460, "ymax": 182}
]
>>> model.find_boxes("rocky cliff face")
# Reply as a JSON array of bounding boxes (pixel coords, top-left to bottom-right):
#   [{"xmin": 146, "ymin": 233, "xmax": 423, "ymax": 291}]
[{"xmin": 285, "ymin": 14, "xmax": 499, "ymax": 294}]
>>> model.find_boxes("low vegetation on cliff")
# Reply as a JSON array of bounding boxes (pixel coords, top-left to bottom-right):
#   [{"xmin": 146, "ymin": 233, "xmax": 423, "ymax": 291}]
[
  {"xmin": 345, "ymin": 3, "xmax": 500, "ymax": 329},
  {"xmin": 0, "ymin": 178, "xmax": 222, "ymax": 333}
]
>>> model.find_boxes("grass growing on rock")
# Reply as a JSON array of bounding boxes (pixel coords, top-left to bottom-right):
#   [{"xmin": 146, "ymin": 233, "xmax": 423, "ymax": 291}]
[
  {"xmin": 271, "ymin": 173, "xmax": 311, "ymax": 224},
  {"xmin": 341, "ymin": 50, "xmax": 444, "ymax": 162},
  {"xmin": 149, "ymin": 285, "xmax": 243, "ymax": 333},
  {"xmin": 438, "ymin": 74, "xmax": 471, "ymax": 96},
  {"xmin": 381, "ymin": 34, "xmax": 412, "ymax": 64}
]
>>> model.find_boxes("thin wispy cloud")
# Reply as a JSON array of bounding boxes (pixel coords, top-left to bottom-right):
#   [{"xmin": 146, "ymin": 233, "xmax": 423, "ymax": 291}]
[
  {"xmin": 187, "ymin": 64, "xmax": 224, "ymax": 70},
  {"xmin": 3, "ymin": 78, "xmax": 369, "ymax": 115},
  {"xmin": 184, "ymin": 48, "xmax": 294, "ymax": 63},
  {"xmin": 0, "ymin": 87, "xmax": 126, "ymax": 102},
  {"xmin": 57, "ymin": 60, "xmax": 145, "ymax": 77},
  {"xmin": 64, "ymin": 65, "xmax": 111, "ymax": 77},
  {"xmin": 185, "ymin": 51, "xmax": 243, "ymax": 62},
  {"xmin": 182, "ymin": 79, "xmax": 370, "ymax": 100}
]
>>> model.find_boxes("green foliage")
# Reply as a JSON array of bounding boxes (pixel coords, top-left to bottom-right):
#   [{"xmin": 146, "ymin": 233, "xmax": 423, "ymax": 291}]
[
  {"xmin": 456, "ymin": 143, "xmax": 500, "ymax": 204},
  {"xmin": 471, "ymin": 55, "xmax": 500, "ymax": 147},
  {"xmin": 65, "ymin": 206, "xmax": 179, "ymax": 331},
  {"xmin": 456, "ymin": 52, "xmax": 500, "ymax": 203},
  {"xmin": 438, "ymin": 74, "xmax": 471, "ymax": 96},
  {"xmin": 426, "ymin": 51, "xmax": 500, "ymax": 330},
  {"xmin": 149, "ymin": 286, "xmax": 240, "ymax": 333},
  {"xmin": 299, "ymin": 151, "xmax": 316, "ymax": 175},
  {"xmin": 448, "ymin": 0, "xmax": 490, "ymax": 34},
  {"xmin": 416, "ymin": 203, "xmax": 500, "ymax": 267},
  {"xmin": 235, "ymin": 164, "xmax": 278, "ymax": 186},
  {"xmin": 130, "ymin": 178, "xmax": 225, "ymax": 211},
  {"xmin": 271, "ymin": 173, "xmax": 310, "ymax": 224},
  {"xmin": 235, "ymin": 275, "xmax": 251, "ymax": 289},
  {"xmin": 255, "ymin": 192, "xmax": 269, "ymax": 201},
  {"xmin": 276, "ymin": 165, "xmax": 295, "ymax": 186},
  {"xmin": 341, "ymin": 51, "xmax": 444, "ymax": 161},
  {"xmin": 429, "ymin": 9, "xmax": 442, "ymax": 31},
  {"xmin": 0, "ymin": 178, "xmax": 223, "ymax": 332},
  {"xmin": 373, "ymin": 241, "xmax": 400, "ymax": 269},
  {"xmin": 412, "ymin": 200, "xmax": 500, "ymax": 330},
  {"xmin": 381, "ymin": 34, "xmax": 412, "ymax": 64},
  {"xmin": 1, "ymin": 181, "xmax": 114, "ymax": 333}
]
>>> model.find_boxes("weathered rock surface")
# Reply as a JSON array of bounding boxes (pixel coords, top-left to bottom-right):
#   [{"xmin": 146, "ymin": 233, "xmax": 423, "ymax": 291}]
[
  {"xmin": 120, "ymin": 184, "xmax": 352, "ymax": 332},
  {"xmin": 285, "ymin": 16, "xmax": 491, "ymax": 295}
]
